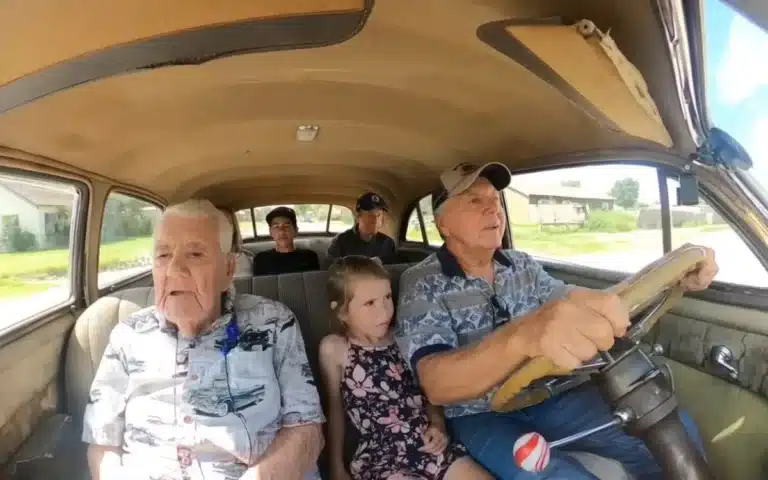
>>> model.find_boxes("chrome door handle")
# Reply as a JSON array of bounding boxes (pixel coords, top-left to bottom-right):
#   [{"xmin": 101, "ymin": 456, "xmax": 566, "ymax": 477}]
[{"xmin": 709, "ymin": 345, "xmax": 739, "ymax": 380}]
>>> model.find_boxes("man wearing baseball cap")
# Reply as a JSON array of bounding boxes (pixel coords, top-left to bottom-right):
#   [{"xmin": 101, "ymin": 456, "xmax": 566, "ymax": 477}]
[
  {"xmin": 327, "ymin": 192, "xmax": 397, "ymax": 264},
  {"xmin": 396, "ymin": 162, "xmax": 715, "ymax": 478},
  {"xmin": 252, "ymin": 206, "xmax": 320, "ymax": 275}
]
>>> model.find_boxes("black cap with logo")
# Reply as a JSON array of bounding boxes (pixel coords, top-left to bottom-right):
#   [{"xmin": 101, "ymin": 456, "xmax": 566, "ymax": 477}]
[
  {"xmin": 356, "ymin": 192, "xmax": 389, "ymax": 212},
  {"xmin": 266, "ymin": 206, "xmax": 298, "ymax": 228}
]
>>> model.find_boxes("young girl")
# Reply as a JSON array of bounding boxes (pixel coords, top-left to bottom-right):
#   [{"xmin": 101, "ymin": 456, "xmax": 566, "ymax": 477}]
[{"xmin": 319, "ymin": 256, "xmax": 492, "ymax": 480}]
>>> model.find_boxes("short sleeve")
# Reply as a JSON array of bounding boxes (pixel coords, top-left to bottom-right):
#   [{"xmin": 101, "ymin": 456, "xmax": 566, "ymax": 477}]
[
  {"xmin": 326, "ymin": 235, "xmax": 342, "ymax": 261},
  {"xmin": 82, "ymin": 323, "xmax": 131, "ymax": 447},
  {"xmin": 272, "ymin": 309, "xmax": 325, "ymax": 427},
  {"xmin": 395, "ymin": 268, "xmax": 458, "ymax": 373},
  {"xmin": 308, "ymin": 251, "xmax": 320, "ymax": 270},
  {"xmin": 525, "ymin": 254, "xmax": 569, "ymax": 304},
  {"xmin": 252, "ymin": 252, "xmax": 267, "ymax": 276}
]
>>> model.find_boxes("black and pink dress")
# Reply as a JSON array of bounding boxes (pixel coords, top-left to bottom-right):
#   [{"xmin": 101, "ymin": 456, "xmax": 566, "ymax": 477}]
[{"xmin": 340, "ymin": 341, "xmax": 466, "ymax": 480}]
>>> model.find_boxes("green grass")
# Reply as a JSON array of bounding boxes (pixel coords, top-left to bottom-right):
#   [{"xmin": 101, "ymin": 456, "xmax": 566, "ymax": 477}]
[
  {"xmin": 0, "ymin": 278, "xmax": 58, "ymax": 299},
  {"xmin": 0, "ymin": 236, "xmax": 152, "ymax": 299},
  {"xmin": 426, "ymin": 223, "xmax": 731, "ymax": 257}
]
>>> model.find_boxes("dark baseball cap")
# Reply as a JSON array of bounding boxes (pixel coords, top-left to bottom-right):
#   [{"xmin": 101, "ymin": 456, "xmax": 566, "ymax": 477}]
[
  {"xmin": 266, "ymin": 206, "xmax": 297, "ymax": 228},
  {"xmin": 356, "ymin": 192, "xmax": 389, "ymax": 212},
  {"xmin": 432, "ymin": 162, "xmax": 511, "ymax": 213}
]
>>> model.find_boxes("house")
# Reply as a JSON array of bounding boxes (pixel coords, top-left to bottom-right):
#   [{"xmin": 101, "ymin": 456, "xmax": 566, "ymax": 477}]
[
  {"xmin": 505, "ymin": 183, "xmax": 615, "ymax": 225},
  {"xmin": 0, "ymin": 176, "xmax": 75, "ymax": 251}
]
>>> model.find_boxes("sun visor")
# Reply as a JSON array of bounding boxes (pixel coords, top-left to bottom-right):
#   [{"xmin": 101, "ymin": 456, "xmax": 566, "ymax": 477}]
[
  {"xmin": 0, "ymin": 0, "xmax": 365, "ymax": 89},
  {"xmin": 503, "ymin": 20, "xmax": 673, "ymax": 147}
]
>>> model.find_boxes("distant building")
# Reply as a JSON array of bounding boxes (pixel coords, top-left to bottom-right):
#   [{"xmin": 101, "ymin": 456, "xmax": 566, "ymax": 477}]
[
  {"xmin": 637, "ymin": 204, "xmax": 725, "ymax": 229},
  {"xmin": 505, "ymin": 184, "xmax": 615, "ymax": 225},
  {"xmin": 0, "ymin": 176, "xmax": 75, "ymax": 251}
]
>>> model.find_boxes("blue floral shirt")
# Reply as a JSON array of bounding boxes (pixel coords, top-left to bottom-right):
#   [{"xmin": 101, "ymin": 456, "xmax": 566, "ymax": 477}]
[{"xmin": 395, "ymin": 247, "xmax": 568, "ymax": 418}]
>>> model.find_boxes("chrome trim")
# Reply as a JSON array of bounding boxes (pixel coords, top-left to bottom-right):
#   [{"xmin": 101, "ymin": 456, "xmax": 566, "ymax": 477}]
[{"xmin": 656, "ymin": 0, "xmax": 708, "ymax": 147}]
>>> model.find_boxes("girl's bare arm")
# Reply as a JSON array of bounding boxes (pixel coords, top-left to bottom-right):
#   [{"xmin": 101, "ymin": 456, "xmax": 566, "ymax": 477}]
[{"xmin": 318, "ymin": 335, "xmax": 349, "ymax": 479}]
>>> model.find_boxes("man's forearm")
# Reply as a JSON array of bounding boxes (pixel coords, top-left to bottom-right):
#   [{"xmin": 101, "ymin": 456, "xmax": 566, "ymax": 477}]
[
  {"xmin": 417, "ymin": 319, "xmax": 530, "ymax": 405},
  {"xmin": 87, "ymin": 444, "xmax": 123, "ymax": 480},
  {"xmin": 247, "ymin": 423, "xmax": 324, "ymax": 480}
]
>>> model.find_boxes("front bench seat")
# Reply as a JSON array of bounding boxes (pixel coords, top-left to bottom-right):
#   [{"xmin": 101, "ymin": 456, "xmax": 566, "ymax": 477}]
[{"xmin": 64, "ymin": 265, "xmax": 629, "ymax": 479}]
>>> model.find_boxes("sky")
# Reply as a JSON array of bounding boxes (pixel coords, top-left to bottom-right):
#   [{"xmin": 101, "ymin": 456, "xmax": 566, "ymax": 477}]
[
  {"xmin": 705, "ymin": 0, "xmax": 768, "ymax": 183},
  {"xmin": 511, "ymin": 0, "xmax": 767, "ymax": 203}
]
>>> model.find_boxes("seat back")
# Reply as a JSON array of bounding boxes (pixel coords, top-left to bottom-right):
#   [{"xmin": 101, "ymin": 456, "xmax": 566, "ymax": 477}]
[{"xmin": 64, "ymin": 264, "xmax": 413, "ymax": 424}]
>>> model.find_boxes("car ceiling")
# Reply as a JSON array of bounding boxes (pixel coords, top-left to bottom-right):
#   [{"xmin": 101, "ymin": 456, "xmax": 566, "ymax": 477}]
[{"xmin": 0, "ymin": 0, "xmax": 704, "ymax": 215}]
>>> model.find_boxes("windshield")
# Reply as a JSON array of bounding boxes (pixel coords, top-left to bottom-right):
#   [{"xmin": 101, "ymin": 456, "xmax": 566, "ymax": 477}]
[{"xmin": 705, "ymin": 0, "xmax": 768, "ymax": 185}]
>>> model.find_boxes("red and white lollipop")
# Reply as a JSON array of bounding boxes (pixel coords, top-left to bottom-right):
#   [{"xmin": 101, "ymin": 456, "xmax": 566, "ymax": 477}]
[{"xmin": 513, "ymin": 432, "xmax": 551, "ymax": 472}]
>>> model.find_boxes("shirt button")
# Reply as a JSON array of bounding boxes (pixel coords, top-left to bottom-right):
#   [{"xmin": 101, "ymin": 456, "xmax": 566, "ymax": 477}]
[
  {"xmin": 183, "ymin": 416, "xmax": 193, "ymax": 424},
  {"xmin": 190, "ymin": 374, "xmax": 198, "ymax": 381}
]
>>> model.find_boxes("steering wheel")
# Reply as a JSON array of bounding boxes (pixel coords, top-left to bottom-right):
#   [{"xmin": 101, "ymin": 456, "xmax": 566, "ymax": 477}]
[{"xmin": 490, "ymin": 244, "xmax": 708, "ymax": 412}]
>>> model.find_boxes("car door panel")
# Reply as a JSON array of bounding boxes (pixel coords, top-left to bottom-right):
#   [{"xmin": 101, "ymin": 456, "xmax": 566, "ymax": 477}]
[
  {"xmin": 0, "ymin": 311, "xmax": 76, "ymax": 466},
  {"xmin": 657, "ymin": 358, "xmax": 768, "ymax": 480},
  {"xmin": 545, "ymin": 263, "xmax": 768, "ymax": 479}
]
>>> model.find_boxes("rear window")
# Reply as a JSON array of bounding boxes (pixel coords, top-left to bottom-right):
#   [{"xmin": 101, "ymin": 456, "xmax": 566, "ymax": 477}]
[{"xmin": 236, "ymin": 204, "xmax": 354, "ymax": 238}]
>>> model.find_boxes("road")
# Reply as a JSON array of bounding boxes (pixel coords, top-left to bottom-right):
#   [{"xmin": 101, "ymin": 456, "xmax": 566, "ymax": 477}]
[
  {"xmin": 2, "ymin": 231, "xmax": 767, "ymax": 330},
  {"xmin": 526, "ymin": 230, "xmax": 768, "ymax": 288}
]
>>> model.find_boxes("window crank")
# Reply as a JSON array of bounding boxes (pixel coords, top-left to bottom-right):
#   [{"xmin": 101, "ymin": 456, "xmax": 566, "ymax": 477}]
[{"xmin": 513, "ymin": 408, "xmax": 636, "ymax": 472}]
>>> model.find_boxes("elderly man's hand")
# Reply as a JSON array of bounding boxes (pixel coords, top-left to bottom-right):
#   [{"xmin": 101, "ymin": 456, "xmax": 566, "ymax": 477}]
[
  {"xmin": 680, "ymin": 245, "xmax": 718, "ymax": 292},
  {"xmin": 516, "ymin": 289, "xmax": 629, "ymax": 371}
]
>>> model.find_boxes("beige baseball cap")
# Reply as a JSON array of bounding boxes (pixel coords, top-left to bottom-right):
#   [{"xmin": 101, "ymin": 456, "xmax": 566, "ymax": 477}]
[{"xmin": 432, "ymin": 162, "xmax": 512, "ymax": 213}]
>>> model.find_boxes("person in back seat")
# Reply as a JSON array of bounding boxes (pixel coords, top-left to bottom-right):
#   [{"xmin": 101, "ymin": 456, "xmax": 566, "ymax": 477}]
[
  {"xmin": 253, "ymin": 206, "xmax": 320, "ymax": 275},
  {"xmin": 327, "ymin": 192, "xmax": 397, "ymax": 264},
  {"xmin": 396, "ymin": 162, "xmax": 715, "ymax": 479},
  {"xmin": 319, "ymin": 256, "xmax": 492, "ymax": 480},
  {"xmin": 82, "ymin": 199, "xmax": 325, "ymax": 480}
]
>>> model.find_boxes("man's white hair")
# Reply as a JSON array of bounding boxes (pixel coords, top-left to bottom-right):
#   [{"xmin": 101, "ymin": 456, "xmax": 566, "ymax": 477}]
[{"xmin": 159, "ymin": 199, "xmax": 233, "ymax": 253}]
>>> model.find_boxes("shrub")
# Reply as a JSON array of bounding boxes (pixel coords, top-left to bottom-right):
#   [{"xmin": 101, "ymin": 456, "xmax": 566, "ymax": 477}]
[
  {"xmin": 583, "ymin": 210, "xmax": 637, "ymax": 233},
  {"xmin": 1, "ymin": 225, "xmax": 38, "ymax": 252}
]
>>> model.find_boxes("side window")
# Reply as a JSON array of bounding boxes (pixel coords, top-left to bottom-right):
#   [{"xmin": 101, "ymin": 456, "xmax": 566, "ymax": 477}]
[
  {"xmin": 236, "ymin": 209, "xmax": 255, "ymax": 238},
  {"xmin": 405, "ymin": 207, "xmax": 425, "ymax": 242},
  {"xmin": 507, "ymin": 165, "xmax": 663, "ymax": 273},
  {"xmin": 404, "ymin": 196, "xmax": 441, "ymax": 246},
  {"xmin": 419, "ymin": 196, "xmax": 441, "ymax": 246},
  {"xmin": 98, "ymin": 192, "xmax": 161, "ymax": 288},
  {"xmin": 0, "ymin": 172, "xmax": 80, "ymax": 325},
  {"xmin": 667, "ymin": 178, "xmax": 768, "ymax": 288},
  {"xmin": 329, "ymin": 204, "xmax": 354, "ymax": 233}
]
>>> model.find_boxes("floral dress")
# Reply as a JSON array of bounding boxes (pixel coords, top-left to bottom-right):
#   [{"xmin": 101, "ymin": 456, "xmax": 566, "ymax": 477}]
[{"xmin": 341, "ymin": 342, "xmax": 466, "ymax": 480}]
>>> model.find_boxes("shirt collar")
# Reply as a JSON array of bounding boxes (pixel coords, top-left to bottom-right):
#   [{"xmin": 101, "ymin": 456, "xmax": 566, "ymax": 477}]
[
  {"xmin": 436, "ymin": 245, "xmax": 512, "ymax": 278},
  {"xmin": 154, "ymin": 290, "xmax": 235, "ymax": 337},
  {"xmin": 353, "ymin": 225, "xmax": 375, "ymax": 243}
]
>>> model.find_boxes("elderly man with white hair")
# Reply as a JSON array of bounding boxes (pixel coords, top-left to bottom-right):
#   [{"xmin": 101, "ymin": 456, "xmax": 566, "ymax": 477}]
[{"xmin": 83, "ymin": 199, "xmax": 325, "ymax": 480}]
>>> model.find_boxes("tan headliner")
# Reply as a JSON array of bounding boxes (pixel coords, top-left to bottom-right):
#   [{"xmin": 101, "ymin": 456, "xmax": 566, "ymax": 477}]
[{"xmin": 0, "ymin": 0, "xmax": 693, "ymax": 214}]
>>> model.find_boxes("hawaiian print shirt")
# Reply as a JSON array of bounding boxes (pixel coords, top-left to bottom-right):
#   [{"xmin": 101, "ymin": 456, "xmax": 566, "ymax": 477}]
[
  {"xmin": 395, "ymin": 247, "xmax": 568, "ymax": 419},
  {"xmin": 82, "ymin": 291, "xmax": 325, "ymax": 480}
]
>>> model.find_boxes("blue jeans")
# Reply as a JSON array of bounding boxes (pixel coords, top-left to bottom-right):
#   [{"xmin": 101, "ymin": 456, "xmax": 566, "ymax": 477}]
[{"xmin": 448, "ymin": 385, "xmax": 704, "ymax": 480}]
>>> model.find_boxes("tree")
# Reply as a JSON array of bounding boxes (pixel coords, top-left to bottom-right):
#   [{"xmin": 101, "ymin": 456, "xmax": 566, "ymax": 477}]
[{"xmin": 610, "ymin": 178, "xmax": 640, "ymax": 209}]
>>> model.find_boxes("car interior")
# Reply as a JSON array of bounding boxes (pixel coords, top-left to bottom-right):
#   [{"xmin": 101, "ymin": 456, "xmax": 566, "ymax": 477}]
[{"xmin": 1, "ymin": 1, "xmax": 768, "ymax": 479}]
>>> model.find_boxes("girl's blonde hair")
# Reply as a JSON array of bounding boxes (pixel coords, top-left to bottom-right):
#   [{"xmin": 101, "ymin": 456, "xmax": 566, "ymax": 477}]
[{"xmin": 327, "ymin": 256, "xmax": 390, "ymax": 332}]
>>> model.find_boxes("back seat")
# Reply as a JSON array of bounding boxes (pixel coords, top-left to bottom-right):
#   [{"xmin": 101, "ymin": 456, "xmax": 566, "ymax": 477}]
[{"xmin": 64, "ymin": 263, "xmax": 629, "ymax": 479}]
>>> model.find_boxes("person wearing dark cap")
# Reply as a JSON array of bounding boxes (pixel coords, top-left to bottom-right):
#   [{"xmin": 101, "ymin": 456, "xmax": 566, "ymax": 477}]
[
  {"xmin": 327, "ymin": 192, "xmax": 397, "ymax": 264},
  {"xmin": 252, "ymin": 206, "xmax": 320, "ymax": 276}
]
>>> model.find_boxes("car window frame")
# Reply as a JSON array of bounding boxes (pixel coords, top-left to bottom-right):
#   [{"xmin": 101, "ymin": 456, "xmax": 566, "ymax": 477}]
[
  {"xmin": 0, "ymin": 166, "xmax": 89, "ymax": 341},
  {"xmin": 97, "ymin": 187, "xmax": 164, "ymax": 295},
  {"xmin": 399, "ymin": 161, "xmax": 768, "ymax": 308}
]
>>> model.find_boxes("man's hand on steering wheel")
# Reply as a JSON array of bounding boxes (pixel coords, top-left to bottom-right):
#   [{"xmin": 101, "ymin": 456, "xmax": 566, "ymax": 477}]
[
  {"xmin": 515, "ymin": 245, "xmax": 717, "ymax": 373},
  {"xmin": 679, "ymin": 245, "xmax": 718, "ymax": 292},
  {"xmin": 515, "ymin": 289, "xmax": 630, "ymax": 371}
]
